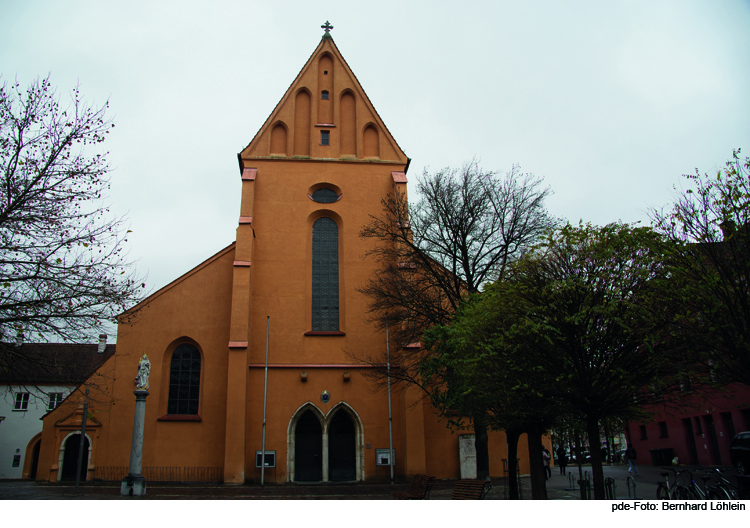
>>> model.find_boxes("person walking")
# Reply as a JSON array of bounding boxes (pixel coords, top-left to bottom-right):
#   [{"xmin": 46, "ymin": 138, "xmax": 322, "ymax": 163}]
[
  {"xmin": 625, "ymin": 445, "xmax": 638, "ymax": 476},
  {"xmin": 543, "ymin": 447, "xmax": 552, "ymax": 480},
  {"xmin": 557, "ymin": 446, "xmax": 568, "ymax": 475}
]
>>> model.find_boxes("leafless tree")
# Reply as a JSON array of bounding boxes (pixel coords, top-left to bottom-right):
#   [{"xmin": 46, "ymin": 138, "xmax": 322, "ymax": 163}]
[
  {"xmin": 356, "ymin": 160, "xmax": 557, "ymax": 479},
  {"xmin": 0, "ymin": 76, "xmax": 145, "ymax": 381}
]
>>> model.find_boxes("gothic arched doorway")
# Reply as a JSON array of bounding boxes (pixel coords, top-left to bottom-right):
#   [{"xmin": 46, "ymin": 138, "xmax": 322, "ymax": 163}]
[
  {"xmin": 328, "ymin": 410, "xmax": 356, "ymax": 481},
  {"xmin": 294, "ymin": 410, "xmax": 323, "ymax": 482},
  {"xmin": 60, "ymin": 434, "xmax": 89, "ymax": 481}
]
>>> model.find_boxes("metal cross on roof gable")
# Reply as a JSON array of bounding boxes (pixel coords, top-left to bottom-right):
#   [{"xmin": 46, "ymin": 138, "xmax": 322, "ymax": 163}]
[{"xmin": 321, "ymin": 20, "xmax": 333, "ymax": 35}]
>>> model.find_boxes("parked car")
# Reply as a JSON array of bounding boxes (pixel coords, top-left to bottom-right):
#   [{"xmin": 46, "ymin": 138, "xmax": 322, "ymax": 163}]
[{"xmin": 730, "ymin": 431, "xmax": 750, "ymax": 475}]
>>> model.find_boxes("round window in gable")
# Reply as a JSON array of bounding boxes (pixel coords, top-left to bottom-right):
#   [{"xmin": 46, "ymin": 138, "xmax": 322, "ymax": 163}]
[{"xmin": 311, "ymin": 188, "xmax": 341, "ymax": 203}]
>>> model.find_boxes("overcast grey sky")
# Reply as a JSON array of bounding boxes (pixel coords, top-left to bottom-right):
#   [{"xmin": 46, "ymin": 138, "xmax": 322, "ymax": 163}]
[{"xmin": 2, "ymin": 0, "xmax": 749, "ymax": 302}]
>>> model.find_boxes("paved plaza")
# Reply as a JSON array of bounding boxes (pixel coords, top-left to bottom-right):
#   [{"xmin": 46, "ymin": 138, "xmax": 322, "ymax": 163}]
[{"xmin": 2, "ymin": 463, "xmax": 732, "ymax": 500}]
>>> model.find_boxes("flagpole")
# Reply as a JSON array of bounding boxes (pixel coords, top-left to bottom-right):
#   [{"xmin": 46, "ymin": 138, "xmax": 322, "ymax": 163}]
[
  {"xmin": 386, "ymin": 316, "xmax": 394, "ymax": 485},
  {"xmin": 261, "ymin": 316, "xmax": 270, "ymax": 486}
]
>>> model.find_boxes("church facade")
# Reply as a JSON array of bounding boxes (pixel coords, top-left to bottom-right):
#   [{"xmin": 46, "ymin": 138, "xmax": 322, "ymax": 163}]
[{"xmin": 35, "ymin": 30, "xmax": 536, "ymax": 484}]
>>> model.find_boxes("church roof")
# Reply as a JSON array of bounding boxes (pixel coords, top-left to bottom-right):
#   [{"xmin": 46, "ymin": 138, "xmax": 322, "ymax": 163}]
[
  {"xmin": 120, "ymin": 242, "xmax": 236, "ymax": 315},
  {"xmin": 238, "ymin": 32, "xmax": 408, "ymax": 168}
]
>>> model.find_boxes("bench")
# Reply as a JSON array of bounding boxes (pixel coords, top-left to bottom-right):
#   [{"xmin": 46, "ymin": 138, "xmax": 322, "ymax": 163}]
[
  {"xmin": 450, "ymin": 479, "xmax": 492, "ymax": 500},
  {"xmin": 393, "ymin": 474, "xmax": 436, "ymax": 500}
]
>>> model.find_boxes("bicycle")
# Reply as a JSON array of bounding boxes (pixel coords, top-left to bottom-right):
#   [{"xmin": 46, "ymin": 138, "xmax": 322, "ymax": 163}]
[
  {"xmin": 705, "ymin": 468, "xmax": 739, "ymax": 500},
  {"xmin": 656, "ymin": 467, "xmax": 691, "ymax": 499},
  {"xmin": 679, "ymin": 469, "xmax": 719, "ymax": 499}
]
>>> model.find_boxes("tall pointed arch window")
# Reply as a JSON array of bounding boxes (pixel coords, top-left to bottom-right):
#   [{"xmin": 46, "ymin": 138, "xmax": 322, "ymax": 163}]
[
  {"xmin": 167, "ymin": 344, "xmax": 201, "ymax": 415},
  {"xmin": 312, "ymin": 217, "xmax": 339, "ymax": 331}
]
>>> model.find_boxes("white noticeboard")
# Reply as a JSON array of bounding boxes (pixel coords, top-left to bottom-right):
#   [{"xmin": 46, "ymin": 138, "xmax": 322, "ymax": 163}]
[
  {"xmin": 458, "ymin": 434, "xmax": 477, "ymax": 479},
  {"xmin": 255, "ymin": 450, "xmax": 276, "ymax": 468},
  {"xmin": 376, "ymin": 448, "xmax": 396, "ymax": 466}
]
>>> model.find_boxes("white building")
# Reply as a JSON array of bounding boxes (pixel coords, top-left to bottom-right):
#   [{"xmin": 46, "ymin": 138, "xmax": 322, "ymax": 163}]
[{"xmin": 0, "ymin": 338, "xmax": 114, "ymax": 479}]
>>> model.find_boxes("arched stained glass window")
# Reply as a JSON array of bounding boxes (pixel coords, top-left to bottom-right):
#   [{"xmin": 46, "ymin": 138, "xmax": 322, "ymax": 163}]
[
  {"xmin": 167, "ymin": 344, "xmax": 201, "ymax": 415},
  {"xmin": 312, "ymin": 217, "xmax": 339, "ymax": 331}
]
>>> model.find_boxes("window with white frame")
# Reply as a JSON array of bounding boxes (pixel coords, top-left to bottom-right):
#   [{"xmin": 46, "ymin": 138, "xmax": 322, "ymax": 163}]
[
  {"xmin": 48, "ymin": 392, "xmax": 63, "ymax": 411},
  {"xmin": 14, "ymin": 392, "xmax": 29, "ymax": 411}
]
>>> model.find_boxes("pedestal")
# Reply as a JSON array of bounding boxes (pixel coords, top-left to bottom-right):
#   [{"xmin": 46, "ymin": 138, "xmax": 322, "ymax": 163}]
[
  {"xmin": 120, "ymin": 474, "xmax": 147, "ymax": 496},
  {"xmin": 121, "ymin": 390, "xmax": 149, "ymax": 496}
]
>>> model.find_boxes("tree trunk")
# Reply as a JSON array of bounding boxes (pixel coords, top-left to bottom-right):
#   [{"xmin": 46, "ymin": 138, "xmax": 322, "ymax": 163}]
[
  {"xmin": 568, "ymin": 429, "xmax": 574, "ymax": 470},
  {"xmin": 574, "ymin": 429, "xmax": 585, "ymax": 500},
  {"xmin": 586, "ymin": 417, "xmax": 605, "ymax": 499},
  {"xmin": 603, "ymin": 421, "xmax": 612, "ymax": 466},
  {"xmin": 526, "ymin": 427, "xmax": 548, "ymax": 500},
  {"xmin": 506, "ymin": 429, "xmax": 520, "ymax": 500},
  {"xmin": 474, "ymin": 413, "xmax": 490, "ymax": 481}
]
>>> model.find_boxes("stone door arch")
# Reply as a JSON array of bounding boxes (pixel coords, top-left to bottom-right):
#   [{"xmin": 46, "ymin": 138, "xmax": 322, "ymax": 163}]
[{"xmin": 57, "ymin": 431, "xmax": 92, "ymax": 482}]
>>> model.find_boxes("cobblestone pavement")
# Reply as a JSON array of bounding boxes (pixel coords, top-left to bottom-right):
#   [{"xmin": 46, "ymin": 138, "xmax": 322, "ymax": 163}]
[{"xmin": 0, "ymin": 463, "xmax": 739, "ymax": 500}]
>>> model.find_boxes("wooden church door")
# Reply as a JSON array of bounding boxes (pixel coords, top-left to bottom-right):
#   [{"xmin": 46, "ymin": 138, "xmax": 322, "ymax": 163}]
[
  {"xmin": 328, "ymin": 410, "xmax": 356, "ymax": 481},
  {"xmin": 294, "ymin": 410, "xmax": 323, "ymax": 481}
]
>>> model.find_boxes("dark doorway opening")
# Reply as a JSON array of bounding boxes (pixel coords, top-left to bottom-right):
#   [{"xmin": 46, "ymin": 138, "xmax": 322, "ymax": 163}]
[
  {"xmin": 328, "ymin": 410, "xmax": 356, "ymax": 481},
  {"xmin": 29, "ymin": 440, "xmax": 41, "ymax": 480},
  {"xmin": 682, "ymin": 418, "xmax": 698, "ymax": 465},
  {"xmin": 295, "ymin": 410, "xmax": 322, "ymax": 482},
  {"xmin": 704, "ymin": 415, "xmax": 722, "ymax": 465},
  {"xmin": 721, "ymin": 412, "xmax": 736, "ymax": 451},
  {"xmin": 61, "ymin": 434, "xmax": 89, "ymax": 482}
]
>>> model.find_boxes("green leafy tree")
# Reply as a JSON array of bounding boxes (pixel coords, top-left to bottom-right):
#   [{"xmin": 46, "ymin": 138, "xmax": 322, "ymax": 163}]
[
  {"xmin": 506, "ymin": 222, "xmax": 687, "ymax": 499},
  {"xmin": 421, "ymin": 284, "xmax": 564, "ymax": 499},
  {"xmin": 651, "ymin": 149, "xmax": 750, "ymax": 387}
]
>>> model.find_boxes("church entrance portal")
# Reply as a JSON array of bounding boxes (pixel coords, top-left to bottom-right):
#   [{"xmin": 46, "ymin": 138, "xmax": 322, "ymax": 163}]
[
  {"xmin": 60, "ymin": 434, "xmax": 90, "ymax": 481},
  {"xmin": 294, "ymin": 410, "xmax": 323, "ymax": 482},
  {"xmin": 328, "ymin": 410, "xmax": 355, "ymax": 481},
  {"xmin": 288, "ymin": 402, "xmax": 364, "ymax": 482}
]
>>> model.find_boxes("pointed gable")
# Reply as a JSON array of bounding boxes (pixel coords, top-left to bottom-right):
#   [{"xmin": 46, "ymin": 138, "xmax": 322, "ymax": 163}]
[
  {"xmin": 239, "ymin": 36, "xmax": 407, "ymax": 166},
  {"xmin": 55, "ymin": 406, "xmax": 102, "ymax": 428}
]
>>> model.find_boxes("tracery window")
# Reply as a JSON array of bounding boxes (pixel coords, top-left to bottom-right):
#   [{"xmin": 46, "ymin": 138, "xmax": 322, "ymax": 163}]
[
  {"xmin": 311, "ymin": 188, "xmax": 339, "ymax": 203},
  {"xmin": 167, "ymin": 344, "xmax": 201, "ymax": 415},
  {"xmin": 312, "ymin": 217, "xmax": 339, "ymax": 331}
]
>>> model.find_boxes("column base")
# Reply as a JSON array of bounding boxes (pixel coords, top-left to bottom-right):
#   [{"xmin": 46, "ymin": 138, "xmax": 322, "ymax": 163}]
[{"xmin": 120, "ymin": 474, "xmax": 147, "ymax": 496}]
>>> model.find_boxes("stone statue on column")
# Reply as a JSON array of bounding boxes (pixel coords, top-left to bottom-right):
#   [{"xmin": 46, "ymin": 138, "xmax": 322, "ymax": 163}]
[{"xmin": 121, "ymin": 353, "xmax": 150, "ymax": 496}]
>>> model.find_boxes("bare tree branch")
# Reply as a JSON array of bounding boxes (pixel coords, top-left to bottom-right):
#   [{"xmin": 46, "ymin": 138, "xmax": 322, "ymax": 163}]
[{"xmin": 0, "ymin": 76, "xmax": 146, "ymax": 380}]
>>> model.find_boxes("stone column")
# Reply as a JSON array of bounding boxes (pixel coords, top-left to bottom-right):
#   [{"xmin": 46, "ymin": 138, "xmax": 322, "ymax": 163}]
[{"xmin": 121, "ymin": 390, "xmax": 149, "ymax": 496}]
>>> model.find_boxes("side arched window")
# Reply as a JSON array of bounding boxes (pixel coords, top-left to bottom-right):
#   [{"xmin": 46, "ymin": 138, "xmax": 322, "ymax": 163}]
[
  {"xmin": 312, "ymin": 217, "xmax": 339, "ymax": 331},
  {"xmin": 167, "ymin": 344, "xmax": 201, "ymax": 415}
]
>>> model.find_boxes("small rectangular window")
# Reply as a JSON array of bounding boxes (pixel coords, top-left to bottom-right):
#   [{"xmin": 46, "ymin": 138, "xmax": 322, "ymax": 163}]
[
  {"xmin": 659, "ymin": 421, "xmax": 669, "ymax": 438},
  {"xmin": 639, "ymin": 425, "xmax": 648, "ymax": 440},
  {"xmin": 12, "ymin": 455, "xmax": 21, "ymax": 467},
  {"xmin": 14, "ymin": 392, "xmax": 29, "ymax": 411},
  {"xmin": 321, "ymin": 91, "xmax": 329, "ymax": 100},
  {"xmin": 321, "ymin": 130, "xmax": 330, "ymax": 146},
  {"xmin": 48, "ymin": 393, "xmax": 63, "ymax": 411}
]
